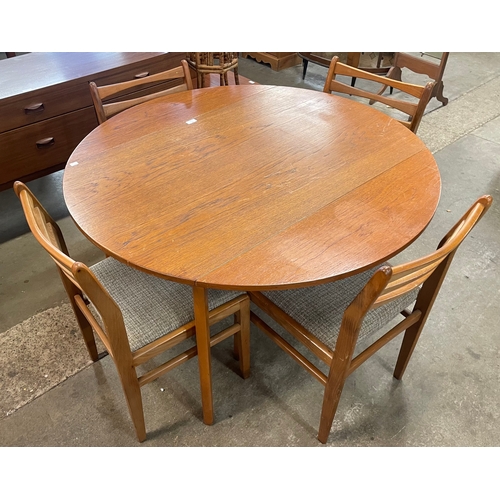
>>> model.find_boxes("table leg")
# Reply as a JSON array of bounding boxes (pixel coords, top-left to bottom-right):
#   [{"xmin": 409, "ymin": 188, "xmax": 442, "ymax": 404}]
[{"xmin": 193, "ymin": 285, "xmax": 213, "ymax": 424}]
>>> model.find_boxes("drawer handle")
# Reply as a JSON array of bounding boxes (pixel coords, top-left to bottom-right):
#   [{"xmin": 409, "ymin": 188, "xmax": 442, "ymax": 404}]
[
  {"xmin": 24, "ymin": 103, "xmax": 45, "ymax": 114},
  {"xmin": 134, "ymin": 71, "xmax": 150, "ymax": 79},
  {"xmin": 36, "ymin": 137, "xmax": 55, "ymax": 148}
]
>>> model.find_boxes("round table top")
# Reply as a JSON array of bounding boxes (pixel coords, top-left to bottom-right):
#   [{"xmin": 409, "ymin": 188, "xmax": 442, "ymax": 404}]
[{"xmin": 64, "ymin": 84, "xmax": 441, "ymax": 290}]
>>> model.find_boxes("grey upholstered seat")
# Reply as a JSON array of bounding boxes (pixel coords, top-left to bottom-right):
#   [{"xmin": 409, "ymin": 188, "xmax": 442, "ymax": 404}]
[
  {"xmin": 15, "ymin": 180, "xmax": 251, "ymax": 443},
  {"xmin": 259, "ymin": 264, "xmax": 419, "ymax": 351},
  {"xmin": 91, "ymin": 258, "xmax": 244, "ymax": 352}
]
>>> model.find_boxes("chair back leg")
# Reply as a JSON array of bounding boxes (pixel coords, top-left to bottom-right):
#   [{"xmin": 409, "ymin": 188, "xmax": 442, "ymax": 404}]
[
  {"xmin": 394, "ymin": 254, "xmax": 455, "ymax": 379},
  {"xmin": 58, "ymin": 268, "xmax": 99, "ymax": 361},
  {"xmin": 233, "ymin": 299, "xmax": 251, "ymax": 378}
]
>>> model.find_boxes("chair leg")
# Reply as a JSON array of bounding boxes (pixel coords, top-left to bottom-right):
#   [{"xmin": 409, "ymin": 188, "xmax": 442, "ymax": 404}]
[
  {"xmin": 302, "ymin": 59, "xmax": 309, "ymax": 79},
  {"xmin": 60, "ymin": 273, "xmax": 99, "ymax": 361},
  {"xmin": 234, "ymin": 66, "xmax": 240, "ymax": 85},
  {"xmin": 233, "ymin": 298, "xmax": 251, "ymax": 379},
  {"xmin": 388, "ymin": 65, "xmax": 402, "ymax": 83},
  {"xmin": 193, "ymin": 286, "xmax": 214, "ymax": 425},
  {"xmin": 434, "ymin": 81, "xmax": 449, "ymax": 106},
  {"xmin": 394, "ymin": 257, "xmax": 453, "ymax": 379},
  {"xmin": 316, "ymin": 278, "xmax": 377, "ymax": 443},
  {"xmin": 73, "ymin": 302, "xmax": 99, "ymax": 361},
  {"xmin": 318, "ymin": 368, "xmax": 348, "ymax": 444},
  {"xmin": 233, "ymin": 333, "xmax": 240, "ymax": 361},
  {"xmin": 393, "ymin": 321, "xmax": 426, "ymax": 380},
  {"xmin": 118, "ymin": 370, "xmax": 147, "ymax": 442},
  {"xmin": 369, "ymin": 65, "xmax": 400, "ymax": 104},
  {"xmin": 386, "ymin": 66, "xmax": 401, "ymax": 96}
]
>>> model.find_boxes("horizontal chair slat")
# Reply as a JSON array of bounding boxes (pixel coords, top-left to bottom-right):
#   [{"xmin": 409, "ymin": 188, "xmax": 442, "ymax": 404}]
[
  {"xmin": 329, "ymin": 80, "xmax": 418, "ymax": 119},
  {"xmin": 332, "ymin": 61, "xmax": 427, "ymax": 99}
]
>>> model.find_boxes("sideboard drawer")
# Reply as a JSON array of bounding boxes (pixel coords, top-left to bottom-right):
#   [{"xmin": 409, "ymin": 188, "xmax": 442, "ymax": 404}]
[
  {"xmin": 0, "ymin": 107, "xmax": 98, "ymax": 184},
  {"xmin": 0, "ymin": 82, "xmax": 92, "ymax": 134},
  {"xmin": 91, "ymin": 57, "xmax": 176, "ymax": 87}
]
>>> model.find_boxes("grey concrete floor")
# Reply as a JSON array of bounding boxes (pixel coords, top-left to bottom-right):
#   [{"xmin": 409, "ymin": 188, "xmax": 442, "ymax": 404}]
[{"xmin": 0, "ymin": 54, "xmax": 499, "ymax": 454}]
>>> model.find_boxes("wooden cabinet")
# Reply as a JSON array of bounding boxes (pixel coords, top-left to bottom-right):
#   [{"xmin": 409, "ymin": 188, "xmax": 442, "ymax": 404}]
[
  {"xmin": 241, "ymin": 52, "xmax": 301, "ymax": 71},
  {"xmin": 0, "ymin": 52, "xmax": 185, "ymax": 191}
]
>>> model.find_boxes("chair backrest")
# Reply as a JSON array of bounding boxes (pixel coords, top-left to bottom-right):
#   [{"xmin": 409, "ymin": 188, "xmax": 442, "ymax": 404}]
[
  {"xmin": 89, "ymin": 59, "xmax": 193, "ymax": 124},
  {"xmin": 323, "ymin": 55, "xmax": 435, "ymax": 133},
  {"xmin": 338, "ymin": 195, "xmax": 492, "ymax": 380},
  {"xmin": 373, "ymin": 195, "xmax": 492, "ymax": 308},
  {"xmin": 392, "ymin": 52, "xmax": 449, "ymax": 83},
  {"xmin": 14, "ymin": 181, "xmax": 128, "ymax": 357}
]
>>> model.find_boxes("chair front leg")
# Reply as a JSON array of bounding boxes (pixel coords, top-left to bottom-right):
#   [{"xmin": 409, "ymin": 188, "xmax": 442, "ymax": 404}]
[
  {"xmin": 318, "ymin": 267, "xmax": 391, "ymax": 443},
  {"xmin": 318, "ymin": 360, "xmax": 350, "ymax": 444},
  {"xmin": 117, "ymin": 364, "xmax": 146, "ymax": 442}
]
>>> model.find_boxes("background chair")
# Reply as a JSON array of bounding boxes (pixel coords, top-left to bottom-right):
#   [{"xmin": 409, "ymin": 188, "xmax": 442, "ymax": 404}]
[
  {"xmin": 89, "ymin": 59, "xmax": 193, "ymax": 124},
  {"xmin": 186, "ymin": 53, "xmax": 239, "ymax": 88},
  {"xmin": 323, "ymin": 55, "xmax": 435, "ymax": 133},
  {"xmin": 14, "ymin": 181, "xmax": 250, "ymax": 442},
  {"xmin": 249, "ymin": 195, "xmax": 492, "ymax": 444},
  {"xmin": 376, "ymin": 52, "xmax": 450, "ymax": 107}
]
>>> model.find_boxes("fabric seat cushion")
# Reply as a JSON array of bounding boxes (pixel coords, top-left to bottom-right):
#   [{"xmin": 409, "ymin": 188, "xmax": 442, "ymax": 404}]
[
  {"xmin": 261, "ymin": 264, "xmax": 419, "ymax": 351},
  {"xmin": 90, "ymin": 257, "xmax": 244, "ymax": 351}
]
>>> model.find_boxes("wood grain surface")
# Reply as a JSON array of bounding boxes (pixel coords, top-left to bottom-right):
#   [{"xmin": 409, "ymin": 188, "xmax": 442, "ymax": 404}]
[{"xmin": 64, "ymin": 85, "xmax": 441, "ymax": 291}]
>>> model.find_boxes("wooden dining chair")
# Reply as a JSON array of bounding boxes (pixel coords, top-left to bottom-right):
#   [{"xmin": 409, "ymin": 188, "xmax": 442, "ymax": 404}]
[
  {"xmin": 89, "ymin": 59, "xmax": 193, "ymax": 124},
  {"xmin": 14, "ymin": 181, "xmax": 250, "ymax": 443},
  {"xmin": 323, "ymin": 55, "xmax": 435, "ymax": 133},
  {"xmin": 249, "ymin": 195, "xmax": 492, "ymax": 444}
]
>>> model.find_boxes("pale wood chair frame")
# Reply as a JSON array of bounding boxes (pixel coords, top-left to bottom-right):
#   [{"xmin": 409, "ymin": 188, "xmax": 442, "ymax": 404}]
[
  {"xmin": 89, "ymin": 59, "xmax": 193, "ymax": 124},
  {"xmin": 14, "ymin": 181, "xmax": 250, "ymax": 442},
  {"xmin": 249, "ymin": 195, "xmax": 492, "ymax": 443},
  {"xmin": 186, "ymin": 53, "xmax": 240, "ymax": 88},
  {"xmin": 323, "ymin": 55, "xmax": 435, "ymax": 133}
]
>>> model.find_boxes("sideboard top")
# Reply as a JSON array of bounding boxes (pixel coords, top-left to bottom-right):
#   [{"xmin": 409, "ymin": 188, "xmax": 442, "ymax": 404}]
[{"xmin": 0, "ymin": 52, "xmax": 171, "ymax": 101}]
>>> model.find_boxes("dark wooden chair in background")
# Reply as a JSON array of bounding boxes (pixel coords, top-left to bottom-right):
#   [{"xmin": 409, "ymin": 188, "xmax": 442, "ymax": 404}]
[
  {"xmin": 89, "ymin": 60, "xmax": 193, "ymax": 124},
  {"xmin": 323, "ymin": 56, "xmax": 435, "ymax": 134},
  {"xmin": 299, "ymin": 52, "xmax": 394, "ymax": 82},
  {"xmin": 249, "ymin": 195, "xmax": 492, "ymax": 443},
  {"xmin": 15, "ymin": 181, "xmax": 251, "ymax": 442}
]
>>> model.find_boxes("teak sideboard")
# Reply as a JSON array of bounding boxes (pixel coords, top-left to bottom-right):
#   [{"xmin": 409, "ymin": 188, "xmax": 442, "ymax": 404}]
[{"xmin": 0, "ymin": 52, "xmax": 185, "ymax": 191}]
